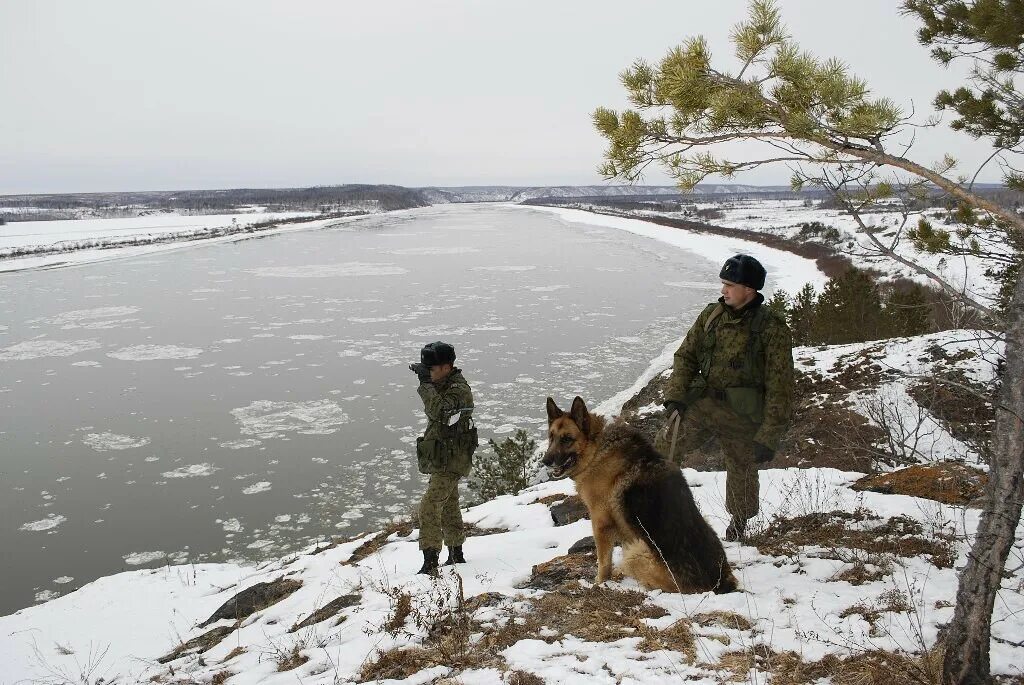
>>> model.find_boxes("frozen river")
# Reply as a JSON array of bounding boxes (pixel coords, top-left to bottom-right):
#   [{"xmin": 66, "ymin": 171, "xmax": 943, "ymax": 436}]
[{"xmin": 0, "ymin": 203, "xmax": 720, "ymax": 614}]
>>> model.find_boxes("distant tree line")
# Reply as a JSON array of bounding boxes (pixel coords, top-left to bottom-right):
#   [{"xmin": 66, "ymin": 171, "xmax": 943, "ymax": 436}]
[{"xmin": 0, "ymin": 184, "xmax": 430, "ymax": 221}]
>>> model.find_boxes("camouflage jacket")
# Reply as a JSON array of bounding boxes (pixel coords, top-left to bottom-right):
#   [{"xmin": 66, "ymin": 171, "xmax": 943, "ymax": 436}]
[
  {"xmin": 416, "ymin": 368, "xmax": 476, "ymax": 475},
  {"xmin": 664, "ymin": 295, "xmax": 794, "ymax": 450}
]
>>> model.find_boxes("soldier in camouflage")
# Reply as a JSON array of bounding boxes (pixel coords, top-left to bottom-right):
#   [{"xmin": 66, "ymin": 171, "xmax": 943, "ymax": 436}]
[
  {"xmin": 656, "ymin": 254, "xmax": 794, "ymax": 542},
  {"xmin": 409, "ymin": 341, "xmax": 478, "ymax": 575}
]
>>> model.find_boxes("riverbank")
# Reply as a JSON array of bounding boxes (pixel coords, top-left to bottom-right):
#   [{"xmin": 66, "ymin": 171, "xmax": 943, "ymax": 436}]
[{"xmin": 1, "ymin": 327, "xmax": 1016, "ymax": 684}]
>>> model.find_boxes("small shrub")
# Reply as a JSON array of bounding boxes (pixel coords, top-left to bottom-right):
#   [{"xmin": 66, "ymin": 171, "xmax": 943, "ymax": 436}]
[{"xmin": 468, "ymin": 430, "xmax": 539, "ymax": 503}]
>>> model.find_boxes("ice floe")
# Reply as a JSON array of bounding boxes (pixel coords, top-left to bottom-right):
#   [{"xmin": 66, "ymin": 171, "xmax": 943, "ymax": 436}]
[
  {"xmin": 19, "ymin": 514, "xmax": 67, "ymax": 532},
  {"xmin": 82, "ymin": 432, "xmax": 151, "ymax": 451},
  {"xmin": 0, "ymin": 339, "xmax": 101, "ymax": 361},
  {"xmin": 160, "ymin": 463, "xmax": 219, "ymax": 479},
  {"xmin": 230, "ymin": 399, "xmax": 349, "ymax": 440},
  {"xmin": 246, "ymin": 262, "xmax": 408, "ymax": 278},
  {"xmin": 241, "ymin": 481, "xmax": 272, "ymax": 495},
  {"xmin": 108, "ymin": 345, "xmax": 204, "ymax": 361}
]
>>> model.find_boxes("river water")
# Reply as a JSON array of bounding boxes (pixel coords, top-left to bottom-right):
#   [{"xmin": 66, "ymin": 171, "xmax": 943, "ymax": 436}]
[{"xmin": 0, "ymin": 203, "xmax": 719, "ymax": 614}]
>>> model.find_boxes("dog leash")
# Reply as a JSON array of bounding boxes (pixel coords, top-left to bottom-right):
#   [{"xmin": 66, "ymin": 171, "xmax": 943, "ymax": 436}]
[{"xmin": 667, "ymin": 410, "xmax": 681, "ymax": 463}]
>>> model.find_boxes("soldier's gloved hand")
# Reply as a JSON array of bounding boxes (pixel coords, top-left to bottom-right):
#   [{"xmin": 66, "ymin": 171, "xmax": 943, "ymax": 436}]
[
  {"xmin": 753, "ymin": 442, "xmax": 775, "ymax": 463},
  {"xmin": 409, "ymin": 363, "xmax": 431, "ymax": 383},
  {"xmin": 663, "ymin": 400, "xmax": 687, "ymax": 419}
]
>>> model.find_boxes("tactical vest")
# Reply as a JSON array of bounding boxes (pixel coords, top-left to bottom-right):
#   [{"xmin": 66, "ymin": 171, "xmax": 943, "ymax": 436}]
[
  {"xmin": 417, "ymin": 406, "xmax": 479, "ymax": 476},
  {"xmin": 687, "ymin": 303, "xmax": 774, "ymax": 424}
]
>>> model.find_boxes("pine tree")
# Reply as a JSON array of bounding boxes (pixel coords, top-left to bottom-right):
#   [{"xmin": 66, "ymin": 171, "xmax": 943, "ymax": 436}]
[
  {"xmin": 884, "ymin": 283, "xmax": 932, "ymax": 337},
  {"xmin": 811, "ymin": 268, "xmax": 884, "ymax": 344},
  {"xmin": 467, "ymin": 430, "xmax": 539, "ymax": 504},
  {"xmin": 789, "ymin": 283, "xmax": 816, "ymax": 346},
  {"xmin": 595, "ymin": 4, "xmax": 1024, "ymax": 679}
]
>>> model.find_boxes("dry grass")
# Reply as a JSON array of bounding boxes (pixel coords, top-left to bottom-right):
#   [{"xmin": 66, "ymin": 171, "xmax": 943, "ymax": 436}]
[
  {"xmin": 359, "ymin": 646, "xmax": 438, "ymax": 682},
  {"xmin": 383, "ymin": 591, "xmax": 413, "ymax": 636},
  {"xmin": 693, "ymin": 611, "xmax": 754, "ymax": 631},
  {"xmin": 748, "ymin": 509, "xmax": 957, "ymax": 569},
  {"xmin": 344, "ymin": 519, "xmax": 415, "ymax": 565},
  {"xmin": 210, "ymin": 670, "xmax": 232, "ymax": 685},
  {"xmin": 715, "ymin": 646, "xmax": 944, "ymax": 685},
  {"xmin": 636, "ymin": 618, "xmax": 698, "ymax": 659},
  {"xmin": 275, "ymin": 643, "xmax": 309, "ymax": 672},
  {"xmin": 507, "ymin": 670, "xmax": 545, "ymax": 685},
  {"xmin": 221, "ymin": 646, "xmax": 246, "ymax": 662},
  {"xmin": 852, "ymin": 463, "xmax": 987, "ymax": 506}
]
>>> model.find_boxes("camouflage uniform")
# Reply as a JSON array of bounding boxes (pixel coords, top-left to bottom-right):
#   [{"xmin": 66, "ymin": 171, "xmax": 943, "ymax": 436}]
[
  {"xmin": 416, "ymin": 368, "xmax": 476, "ymax": 551},
  {"xmin": 657, "ymin": 294, "xmax": 794, "ymax": 520}
]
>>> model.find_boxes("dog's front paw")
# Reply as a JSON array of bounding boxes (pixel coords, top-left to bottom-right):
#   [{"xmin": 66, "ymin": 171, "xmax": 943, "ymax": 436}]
[{"xmin": 594, "ymin": 569, "xmax": 611, "ymax": 584}]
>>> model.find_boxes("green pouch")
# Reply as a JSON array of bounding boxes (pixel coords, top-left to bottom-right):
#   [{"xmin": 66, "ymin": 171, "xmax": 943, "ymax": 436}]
[
  {"xmin": 725, "ymin": 387, "xmax": 764, "ymax": 424},
  {"xmin": 416, "ymin": 437, "xmax": 441, "ymax": 474}
]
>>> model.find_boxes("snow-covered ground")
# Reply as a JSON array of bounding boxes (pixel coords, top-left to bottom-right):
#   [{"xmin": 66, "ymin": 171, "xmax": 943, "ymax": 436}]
[
  {"xmin": 2, "ymin": 460, "xmax": 1020, "ymax": 683},
  {"xmin": 0, "ymin": 212, "xmax": 316, "ymax": 251},
  {"xmin": 0, "ymin": 212, "xmax": 369, "ymax": 272},
  {"xmin": 685, "ymin": 198, "xmax": 1004, "ymax": 306},
  {"xmin": 537, "ymin": 205, "xmax": 831, "ymax": 297}
]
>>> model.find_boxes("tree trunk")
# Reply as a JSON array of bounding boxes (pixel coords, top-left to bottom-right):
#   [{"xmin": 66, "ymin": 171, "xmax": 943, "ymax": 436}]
[{"xmin": 943, "ymin": 269, "xmax": 1024, "ymax": 685}]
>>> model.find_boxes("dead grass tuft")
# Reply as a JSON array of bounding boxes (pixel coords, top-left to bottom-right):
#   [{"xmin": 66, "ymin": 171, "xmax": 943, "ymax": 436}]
[
  {"xmin": 359, "ymin": 646, "xmax": 438, "ymax": 682},
  {"xmin": 276, "ymin": 644, "xmax": 309, "ymax": 672},
  {"xmin": 852, "ymin": 462, "xmax": 987, "ymax": 506},
  {"xmin": 693, "ymin": 610, "xmax": 754, "ymax": 631},
  {"xmin": 383, "ymin": 591, "xmax": 413, "ymax": 636},
  {"xmin": 636, "ymin": 618, "xmax": 697, "ymax": 659},
  {"xmin": 507, "ymin": 670, "xmax": 545, "ymax": 685},
  {"xmin": 749, "ymin": 510, "xmax": 957, "ymax": 569},
  {"xmin": 221, "ymin": 646, "xmax": 246, "ymax": 663},
  {"xmin": 344, "ymin": 519, "xmax": 415, "ymax": 565},
  {"xmin": 716, "ymin": 647, "xmax": 943, "ymax": 685},
  {"xmin": 210, "ymin": 670, "xmax": 232, "ymax": 685}
]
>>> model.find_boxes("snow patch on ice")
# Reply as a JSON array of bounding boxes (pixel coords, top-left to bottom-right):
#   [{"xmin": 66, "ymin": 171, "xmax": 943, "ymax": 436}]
[
  {"xmin": 247, "ymin": 262, "xmax": 407, "ymax": 278},
  {"xmin": 0, "ymin": 339, "xmax": 101, "ymax": 361},
  {"xmin": 161, "ymin": 463, "xmax": 219, "ymax": 479},
  {"xmin": 20, "ymin": 514, "xmax": 67, "ymax": 532},
  {"xmin": 242, "ymin": 481, "xmax": 272, "ymax": 495},
  {"xmin": 32, "ymin": 306, "xmax": 140, "ymax": 329},
  {"xmin": 471, "ymin": 265, "xmax": 536, "ymax": 272},
  {"xmin": 230, "ymin": 399, "xmax": 349, "ymax": 439},
  {"xmin": 82, "ymin": 432, "xmax": 150, "ymax": 451},
  {"xmin": 108, "ymin": 345, "xmax": 204, "ymax": 361}
]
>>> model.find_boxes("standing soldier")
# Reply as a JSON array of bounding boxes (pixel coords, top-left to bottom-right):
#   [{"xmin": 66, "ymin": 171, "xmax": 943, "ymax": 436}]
[
  {"xmin": 657, "ymin": 254, "xmax": 794, "ymax": 542},
  {"xmin": 409, "ymin": 341, "xmax": 478, "ymax": 575}
]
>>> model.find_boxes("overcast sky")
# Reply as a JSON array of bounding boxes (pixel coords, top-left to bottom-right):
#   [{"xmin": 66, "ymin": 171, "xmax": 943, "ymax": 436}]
[{"xmin": 0, "ymin": 1, "xmax": 998, "ymax": 195}]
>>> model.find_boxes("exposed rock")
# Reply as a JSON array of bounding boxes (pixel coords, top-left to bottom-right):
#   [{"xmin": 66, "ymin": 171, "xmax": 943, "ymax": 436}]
[
  {"xmin": 158, "ymin": 625, "xmax": 234, "ymax": 663},
  {"xmin": 289, "ymin": 593, "xmax": 360, "ymax": 632},
  {"xmin": 198, "ymin": 577, "xmax": 303, "ymax": 627},
  {"xmin": 549, "ymin": 495, "xmax": 588, "ymax": 526},
  {"xmin": 568, "ymin": 536, "xmax": 596, "ymax": 554},
  {"xmin": 516, "ymin": 552, "xmax": 596, "ymax": 590}
]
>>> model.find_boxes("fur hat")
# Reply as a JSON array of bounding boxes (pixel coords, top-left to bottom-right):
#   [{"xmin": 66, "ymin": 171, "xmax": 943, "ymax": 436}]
[
  {"xmin": 719, "ymin": 254, "xmax": 766, "ymax": 290},
  {"xmin": 420, "ymin": 341, "xmax": 456, "ymax": 367}
]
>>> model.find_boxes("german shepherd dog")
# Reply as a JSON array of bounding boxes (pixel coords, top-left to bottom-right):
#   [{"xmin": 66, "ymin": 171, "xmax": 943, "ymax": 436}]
[{"xmin": 544, "ymin": 396, "xmax": 738, "ymax": 594}]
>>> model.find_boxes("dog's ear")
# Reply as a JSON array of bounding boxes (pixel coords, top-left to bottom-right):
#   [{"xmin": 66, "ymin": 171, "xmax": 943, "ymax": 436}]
[
  {"xmin": 546, "ymin": 397, "xmax": 563, "ymax": 424},
  {"xmin": 569, "ymin": 396, "xmax": 590, "ymax": 435}
]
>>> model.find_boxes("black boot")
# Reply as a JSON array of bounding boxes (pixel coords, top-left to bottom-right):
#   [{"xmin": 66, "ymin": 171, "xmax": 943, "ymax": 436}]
[
  {"xmin": 417, "ymin": 548, "xmax": 440, "ymax": 575},
  {"xmin": 725, "ymin": 517, "xmax": 747, "ymax": 542},
  {"xmin": 443, "ymin": 545, "xmax": 466, "ymax": 565}
]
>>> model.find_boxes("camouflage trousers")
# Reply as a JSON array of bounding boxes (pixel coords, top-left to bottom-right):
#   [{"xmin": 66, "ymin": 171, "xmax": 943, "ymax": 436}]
[
  {"xmin": 418, "ymin": 472, "xmax": 466, "ymax": 551},
  {"xmin": 655, "ymin": 396, "xmax": 761, "ymax": 521}
]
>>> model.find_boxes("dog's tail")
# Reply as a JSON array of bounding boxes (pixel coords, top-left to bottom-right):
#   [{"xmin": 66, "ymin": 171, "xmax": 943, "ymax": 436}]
[{"xmin": 621, "ymin": 540, "xmax": 678, "ymax": 593}]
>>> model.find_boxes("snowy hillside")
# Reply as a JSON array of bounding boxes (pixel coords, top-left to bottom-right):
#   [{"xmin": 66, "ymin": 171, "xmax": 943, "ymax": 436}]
[{"xmin": 2, "ymin": 329, "xmax": 1019, "ymax": 685}]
